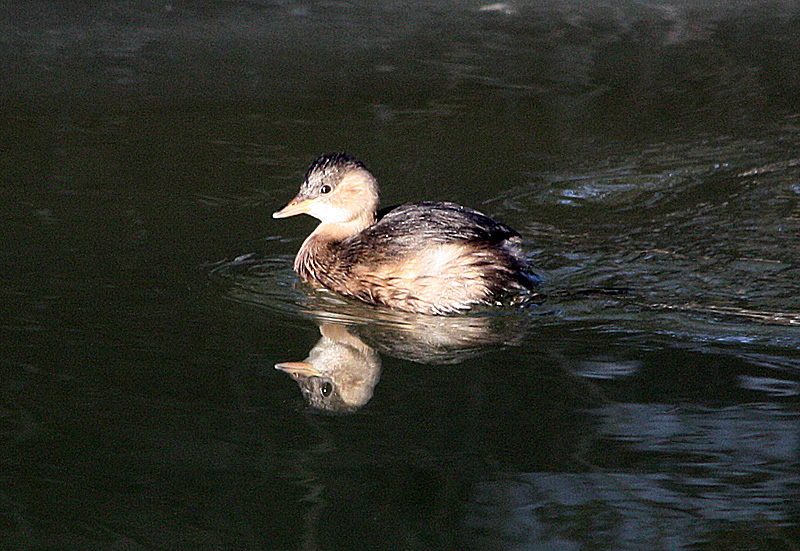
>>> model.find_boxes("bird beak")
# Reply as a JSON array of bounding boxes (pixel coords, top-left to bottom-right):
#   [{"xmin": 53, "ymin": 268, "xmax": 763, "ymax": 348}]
[
  {"xmin": 275, "ymin": 361, "xmax": 322, "ymax": 378},
  {"xmin": 273, "ymin": 196, "xmax": 315, "ymax": 219}
]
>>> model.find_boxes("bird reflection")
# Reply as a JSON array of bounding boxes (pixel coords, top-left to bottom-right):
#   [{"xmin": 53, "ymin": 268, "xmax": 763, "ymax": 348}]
[
  {"xmin": 275, "ymin": 309, "xmax": 527, "ymax": 413},
  {"xmin": 215, "ymin": 252, "xmax": 535, "ymax": 412},
  {"xmin": 276, "ymin": 323, "xmax": 381, "ymax": 414}
]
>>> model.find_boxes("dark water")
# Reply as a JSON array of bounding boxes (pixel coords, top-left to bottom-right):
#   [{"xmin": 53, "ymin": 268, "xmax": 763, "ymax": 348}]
[{"xmin": 2, "ymin": 1, "xmax": 800, "ymax": 549}]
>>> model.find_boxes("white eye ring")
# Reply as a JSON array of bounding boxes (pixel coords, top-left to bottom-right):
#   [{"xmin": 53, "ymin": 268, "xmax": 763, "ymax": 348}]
[{"xmin": 320, "ymin": 184, "xmax": 332, "ymax": 194}]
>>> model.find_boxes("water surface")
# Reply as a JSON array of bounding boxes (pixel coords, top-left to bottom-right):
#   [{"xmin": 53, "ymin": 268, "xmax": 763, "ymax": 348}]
[{"xmin": 2, "ymin": 1, "xmax": 799, "ymax": 550}]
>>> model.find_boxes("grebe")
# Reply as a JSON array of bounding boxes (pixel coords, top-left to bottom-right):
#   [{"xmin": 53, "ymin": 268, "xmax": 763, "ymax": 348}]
[{"xmin": 273, "ymin": 153, "xmax": 536, "ymax": 315}]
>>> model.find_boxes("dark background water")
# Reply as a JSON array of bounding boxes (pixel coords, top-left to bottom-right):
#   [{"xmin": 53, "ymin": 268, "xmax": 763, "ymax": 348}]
[{"xmin": 2, "ymin": 1, "xmax": 800, "ymax": 550}]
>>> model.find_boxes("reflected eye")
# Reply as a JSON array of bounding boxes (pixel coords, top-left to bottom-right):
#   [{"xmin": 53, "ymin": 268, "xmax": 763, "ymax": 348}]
[
  {"xmin": 320, "ymin": 381, "xmax": 333, "ymax": 398},
  {"xmin": 320, "ymin": 184, "xmax": 332, "ymax": 195}
]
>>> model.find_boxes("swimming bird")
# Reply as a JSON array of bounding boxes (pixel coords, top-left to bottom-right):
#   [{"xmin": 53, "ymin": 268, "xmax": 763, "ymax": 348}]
[{"xmin": 273, "ymin": 153, "xmax": 536, "ymax": 315}]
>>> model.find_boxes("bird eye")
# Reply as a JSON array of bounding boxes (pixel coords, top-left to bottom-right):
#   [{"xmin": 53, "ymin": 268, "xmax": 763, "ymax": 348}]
[
  {"xmin": 320, "ymin": 184, "xmax": 332, "ymax": 195},
  {"xmin": 320, "ymin": 381, "xmax": 333, "ymax": 398}
]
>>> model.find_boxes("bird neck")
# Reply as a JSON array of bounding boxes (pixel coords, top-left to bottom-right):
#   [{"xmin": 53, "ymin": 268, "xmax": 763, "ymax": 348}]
[
  {"xmin": 293, "ymin": 213, "xmax": 375, "ymax": 280},
  {"xmin": 309, "ymin": 213, "xmax": 375, "ymax": 243}
]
